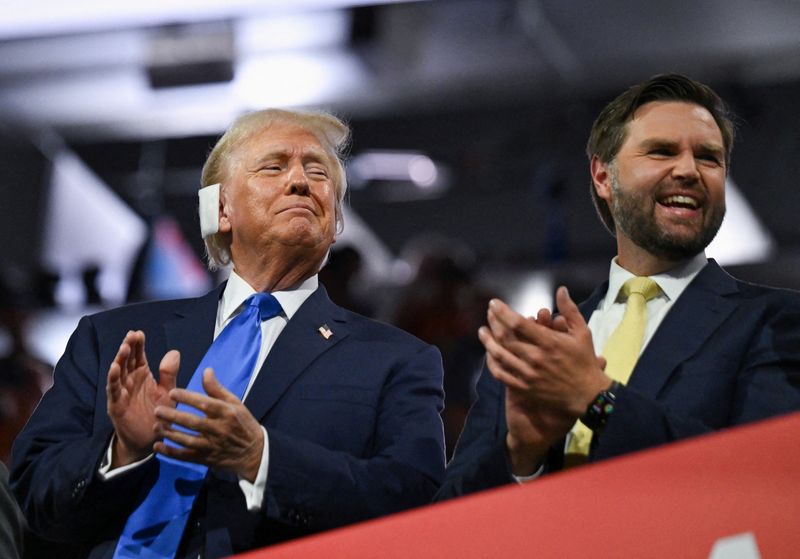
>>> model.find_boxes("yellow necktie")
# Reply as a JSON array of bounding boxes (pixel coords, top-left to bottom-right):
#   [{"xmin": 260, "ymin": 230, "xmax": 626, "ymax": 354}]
[{"xmin": 565, "ymin": 277, "xmax": 660, "ymax": 465}]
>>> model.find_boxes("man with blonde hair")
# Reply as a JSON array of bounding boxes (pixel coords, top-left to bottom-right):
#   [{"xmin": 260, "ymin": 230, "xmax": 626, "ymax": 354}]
[{"xmin": 13, "ymin": 109, "xmax": 445, "ymax": 559}]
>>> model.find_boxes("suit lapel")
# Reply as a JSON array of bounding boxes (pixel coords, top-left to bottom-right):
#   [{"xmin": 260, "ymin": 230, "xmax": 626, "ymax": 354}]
[
  {"xmin": 628, "ymin": 260, "xmax": 740, "ymax": 397},
  {"xmin": 163, "ymin": 284, "xmax": 224, "ymax": 389},
  {"xmin": 244, "ymin": 286, "xmax": 350, "ymax": 421}
]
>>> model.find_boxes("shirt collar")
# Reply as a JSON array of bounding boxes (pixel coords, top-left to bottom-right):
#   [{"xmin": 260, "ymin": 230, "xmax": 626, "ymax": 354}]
[
  {"xmin": 219, "ymin": 269, "xmax": 318, "ymax": 325},
  {"xmin": 603, "ymin": 252, "xmax": 708, "ymax": 309}
]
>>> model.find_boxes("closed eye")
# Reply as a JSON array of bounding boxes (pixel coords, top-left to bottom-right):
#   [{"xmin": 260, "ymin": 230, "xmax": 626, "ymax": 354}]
[
  {"xmin": 696, "ymin": 153, "xmax": 722, "ymax": 165},
  {"xmin": 306, "ymin": 166, "xmax": 329, "ymax": 178}
]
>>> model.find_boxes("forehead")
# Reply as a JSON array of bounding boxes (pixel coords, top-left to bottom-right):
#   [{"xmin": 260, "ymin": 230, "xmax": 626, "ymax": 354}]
[
  {"xmin": 622, "ymin": 101, "xmax": 723, "ymax": 147},
  {"xmin": 240, "ymin": 121, "xmax": 328, "ymax": 159}
]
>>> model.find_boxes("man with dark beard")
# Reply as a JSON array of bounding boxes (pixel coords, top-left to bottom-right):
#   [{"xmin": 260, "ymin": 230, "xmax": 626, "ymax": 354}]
[{"xmin": 436, "ymin": 74, "xmax": 800, "ymax": 497}]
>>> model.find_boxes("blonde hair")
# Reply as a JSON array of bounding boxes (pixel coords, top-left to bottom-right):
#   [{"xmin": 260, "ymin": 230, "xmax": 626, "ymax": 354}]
[{"xmin": 201, "ymin": 108, "xmax": 350, "ymax": 270}]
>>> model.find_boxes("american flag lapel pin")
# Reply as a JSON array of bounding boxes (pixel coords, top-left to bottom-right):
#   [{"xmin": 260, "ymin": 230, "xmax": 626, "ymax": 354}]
[{"xmin": 318, "ymin": 324, "xmax": 333, "ymax": 340}]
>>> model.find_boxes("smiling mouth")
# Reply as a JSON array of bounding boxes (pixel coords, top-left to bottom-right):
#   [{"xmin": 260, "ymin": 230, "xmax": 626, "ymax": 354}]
[
  {"xmin": 659, "ymin": 194, "xmax": 701, "ymax": 211},
  {"xmin": 279, "ymin": 205, "xmax": 315, "ymax": 215}
]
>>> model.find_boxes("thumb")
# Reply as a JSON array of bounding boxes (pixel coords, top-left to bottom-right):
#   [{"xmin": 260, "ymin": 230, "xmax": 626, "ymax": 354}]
[
  {"xmin": 158, "ymin": 350, "xmax": 180, "ymax": 391},
  {"xmin": 555, "ymin": 286, "xmax": 587, "ymax": 331}
]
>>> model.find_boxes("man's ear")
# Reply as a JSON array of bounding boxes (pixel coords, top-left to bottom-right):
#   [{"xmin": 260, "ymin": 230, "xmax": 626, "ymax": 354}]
[
  {"xmin": 590, "ymin": 155, "xmax": 613, "ymax": 204},
  {"xmin": 218, "ymin": 185, "xmax": 232, "ymax": 234}
]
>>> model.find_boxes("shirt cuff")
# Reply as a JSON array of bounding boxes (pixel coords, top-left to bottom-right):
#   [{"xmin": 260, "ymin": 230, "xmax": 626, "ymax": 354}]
[
  {"xmin": 238, "ymin": 426, "xmax": 269, "ymax": 512},
  {"xmin": 97, "ymin": 434, "xmax": 153, "ymax": 480},
  {"xmin": 513, "ymin": 462, "xmax": 545, "ymax": 483}
]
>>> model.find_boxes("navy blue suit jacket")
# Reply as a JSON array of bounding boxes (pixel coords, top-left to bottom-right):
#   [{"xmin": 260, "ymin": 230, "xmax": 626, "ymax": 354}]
[
  {"xmin": 12, "ymin": 284, "xmax": 445, "ymax": 558},
  {"xmin": 436, "ymin": 260, "xmax": 800, "ymax": 499}
]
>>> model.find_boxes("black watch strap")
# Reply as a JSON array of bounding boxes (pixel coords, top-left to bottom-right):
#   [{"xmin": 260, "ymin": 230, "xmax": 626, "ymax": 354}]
[{"xmin": 580, "ymin": 381, "xmax": 622, "ymax": 433}]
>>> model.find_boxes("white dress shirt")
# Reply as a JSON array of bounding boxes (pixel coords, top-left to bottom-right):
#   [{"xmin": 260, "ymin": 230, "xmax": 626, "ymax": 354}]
[
  {"xmin": 587, "ymin": 252, "xmax": 708, "ymax": 356},
  {"xmin": 100, "ymin": 270, "xmax": 317, "ymax": 512}
]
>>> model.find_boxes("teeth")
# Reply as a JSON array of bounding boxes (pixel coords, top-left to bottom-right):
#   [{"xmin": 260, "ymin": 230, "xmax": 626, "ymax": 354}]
[{"xmin": 662, "ymin": 195, "xmax": 698, "ymax": 208}]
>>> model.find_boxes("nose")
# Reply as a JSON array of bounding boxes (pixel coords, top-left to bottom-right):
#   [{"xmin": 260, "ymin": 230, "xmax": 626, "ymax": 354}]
[
  {"xmin": 286, "ymin": 163, "xmax": 310, "ymax": 195},
  {"xmin": 672, "ymin": 150, "xmax": 700, "ymax": 182}
]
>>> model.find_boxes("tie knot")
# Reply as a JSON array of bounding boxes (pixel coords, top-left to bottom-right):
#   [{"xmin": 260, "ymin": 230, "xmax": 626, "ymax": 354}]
[
  {"xmin": 248, "ymin": 292, "xmax": 283, "ymax": 322},
  {"xmin": 621, "ymin": 276, "xmax": 660, "ymax": 302}
]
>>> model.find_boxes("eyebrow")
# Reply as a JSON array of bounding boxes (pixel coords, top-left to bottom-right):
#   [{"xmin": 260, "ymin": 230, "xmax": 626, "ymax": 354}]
[
  {"xmin": 639, "ymin": 138, "xmax": 725, "ymax": 158},
  {"xmin": 251, "ymin": 145, "xmax": 332, "ymax": 167}
]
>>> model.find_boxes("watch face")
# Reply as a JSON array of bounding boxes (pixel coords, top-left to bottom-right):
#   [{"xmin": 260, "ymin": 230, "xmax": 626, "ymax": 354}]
[{"xmin": 582, "ymin": 383, "xmax": 619, "ymax": 432}]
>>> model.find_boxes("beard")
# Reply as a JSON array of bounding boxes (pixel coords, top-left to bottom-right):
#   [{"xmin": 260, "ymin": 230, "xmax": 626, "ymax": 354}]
[{"xmin": 609, "ymin": 171, "xmax": 725, "ymax": 262}]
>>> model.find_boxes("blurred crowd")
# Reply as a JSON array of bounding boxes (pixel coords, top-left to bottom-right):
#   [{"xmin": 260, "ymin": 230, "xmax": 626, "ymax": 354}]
[{"xmin": 0, "ymin": 285, "xmax": 53, "ymax": 467}]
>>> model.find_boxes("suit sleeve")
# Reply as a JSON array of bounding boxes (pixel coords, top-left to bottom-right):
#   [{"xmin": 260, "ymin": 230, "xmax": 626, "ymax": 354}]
[
  {"xmin": 10, "ymin": 316, "xmax": 158, "ymax": 544},
  {"xmin": 433, "ymin": 363, "xmax": 517, "ymax": 501},
  {"xmin": 594, "ymin": 294, "xmax": 800, "ymax": 461},
  {"xmin": 261, "ymin": 343, "xmax": 446, "ymax": 530}
]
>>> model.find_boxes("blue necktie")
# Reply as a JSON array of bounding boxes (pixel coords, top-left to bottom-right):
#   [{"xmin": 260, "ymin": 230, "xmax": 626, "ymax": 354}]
[{"xmin": 113, "ymin": 293, "xmax": 282, "ymax": 559}]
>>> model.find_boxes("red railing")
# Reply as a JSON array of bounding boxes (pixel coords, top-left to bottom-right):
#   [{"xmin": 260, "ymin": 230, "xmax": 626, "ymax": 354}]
[{"xmin": 235, "ymin": 412, "xmax": 800, "ymax": 559}]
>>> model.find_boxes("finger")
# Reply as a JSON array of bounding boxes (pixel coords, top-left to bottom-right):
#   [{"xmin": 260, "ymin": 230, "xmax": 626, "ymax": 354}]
[
  {"xmin": 157, "ymin": 424, "xmax": 205, "ymax": 449},
  {"xmin": 202, "ymin": 368, "xmax": 240, "ymax": 404},
  {"xmin": 153, "ymin": 440, "xmax": 200, "ymax": 463},
  {"xmin": 485, "ymin": 299, "xmax": 514, "ymax": 341},
  {"xmin": 118, "ymin": 331, "xmax": 136, "ymax": 375},
  {"xmin": 535, "ymin": 308, "xmax": 553, "ymax": 327},
  {"xmin": 169, "ymin": 387, "xmax": 215, "ymax": 414},
  {"xmin": 111, "ymin": 336, "xmax": 137, "ymax": 392},
  {"xmin": 112, "ymin": 334, "xmax": 132, "ymax": 369},
  {"xmin": 132, "ymin": 330, "xmax": 148, "ymax": 369},
  {"xmin": 596, "ymin": 356, "xmax": 607, "ymax": 371},
  {"xmin": 107, "ymin": 361, "xmax": 123, "ymax": 402},
  {"xmin": 110, "ymin": 335, "xmax": 132, "ymax": 374},
  {"xmin": 479, "ymin": 326, "xmax": 542, "ymax": 376},
  {"xmin": 486, "ymin": 300, "xmax": 528, "ymax": 342},
  {"xmin": 555, "ymin": 286, "xmax": 588, "ymax": 331},
  {"xmin": 154, "ymin": 406, "xmax": 205, "ymax": 431},
  {"xmin": 158, "ymin": 350, "xmax": 180, "ymax": 392},
  {"xmin": 488, "ymin": 299, "xmax": 547, "ymax": 345},
  {"xmin": 485, "ymin": 353, "xmax": 528, "ymax": 391},
  {"xmin": 551, "ymin": 315, "xmax": 569, "ymax": 333},
  {"xmin": 122, "ymin": 331, "xmax": 142, "ymax": 375},
  {"xmin": 479, "ymin": 327, "xmax": 534, "ymax": 390}
]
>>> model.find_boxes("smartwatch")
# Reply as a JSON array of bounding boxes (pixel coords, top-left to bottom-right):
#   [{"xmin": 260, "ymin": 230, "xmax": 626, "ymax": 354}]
[{"xmin": 580, "ymin": 380, "xmax": 622, "ymax": 433}]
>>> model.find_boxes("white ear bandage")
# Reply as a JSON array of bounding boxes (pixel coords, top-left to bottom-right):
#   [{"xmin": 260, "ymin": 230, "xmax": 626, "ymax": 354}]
[{"xmin": 198, "ymin": 183, "xmax": 221, "ymax": 238}]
